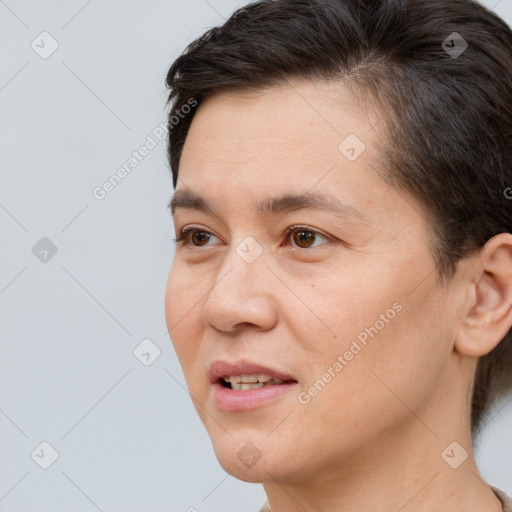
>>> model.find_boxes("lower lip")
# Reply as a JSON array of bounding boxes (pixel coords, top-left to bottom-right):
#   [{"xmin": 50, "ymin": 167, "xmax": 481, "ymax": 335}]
[{"xmin": 212, "ymin": 381, "xmax": 298, "ymax": 411}]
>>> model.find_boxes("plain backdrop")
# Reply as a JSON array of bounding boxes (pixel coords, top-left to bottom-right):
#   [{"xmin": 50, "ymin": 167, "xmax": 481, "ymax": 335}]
[{"xmin": 1, "ymin": 1, "xmax": 511, "ymax": 511}]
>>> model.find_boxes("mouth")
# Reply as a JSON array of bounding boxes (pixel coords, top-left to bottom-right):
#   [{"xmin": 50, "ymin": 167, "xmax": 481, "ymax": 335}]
[
  {"xmin": 209, "ymin": 360, "xmax": 299, "ymax": 411},
  {"xmin": 218, "ymin": 374, "xmax": 296, "ymax": 391}
]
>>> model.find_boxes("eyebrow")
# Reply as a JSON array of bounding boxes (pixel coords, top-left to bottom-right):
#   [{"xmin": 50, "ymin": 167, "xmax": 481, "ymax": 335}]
[{"xmin": 169, "ymin": 189, "xmax": 370, "ymax": 224}]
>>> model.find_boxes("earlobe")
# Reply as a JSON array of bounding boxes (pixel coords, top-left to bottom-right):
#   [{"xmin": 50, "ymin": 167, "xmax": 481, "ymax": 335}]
[{"xmin": 455, "ymin": 233, "xmax": 512, "ymax": 358}]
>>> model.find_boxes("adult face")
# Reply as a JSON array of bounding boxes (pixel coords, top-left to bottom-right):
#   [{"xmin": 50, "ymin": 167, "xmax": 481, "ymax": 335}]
[{"xmin": 165, "ymin": 79, "xmax": 462, "ymax": 484}]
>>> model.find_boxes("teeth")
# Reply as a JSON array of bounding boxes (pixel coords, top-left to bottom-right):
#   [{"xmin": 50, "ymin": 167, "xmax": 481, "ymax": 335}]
[
  {"xmin": 222, "ymin": 374, "xmax": 288, "ymax": 390},
  {"xmin": 232, "ymin": 382, "xmax": 265, "ymax": 391},
  {"xmin": 224, "ymin": 373, "xmax": 276, "ymax": 384}
]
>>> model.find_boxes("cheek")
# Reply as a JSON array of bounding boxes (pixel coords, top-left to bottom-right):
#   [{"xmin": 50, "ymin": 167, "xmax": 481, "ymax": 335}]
[
  {"xmin": 165, "ymin": 265, "xmax": 205, "ymax": 373},
  {"xmin": 294, "ymin": 270, "xmax": 449, "ymax": 437},
  {"xmin": 290, "ymin": 264, "xmax": 402, "ymax": 364},
  {"xmin": 165, "ymin": 266, "xmax": 187, "ymax": 328}
]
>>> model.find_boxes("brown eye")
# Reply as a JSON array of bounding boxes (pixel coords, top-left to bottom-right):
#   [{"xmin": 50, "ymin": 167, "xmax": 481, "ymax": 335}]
[
  {"xmin": 190, "ymin": 230, "xmax": 211, "ymax": 246},
  {"xmin": 292, "ymin": 230, "xmax": 316, "ymax": 248},
  {"xmin": 174, "ymin": 228, "xmax": 218, "ymax": 247},
  {"xmin": 288, "ymin": 227, "xmax": 329, "ymax": 249}
]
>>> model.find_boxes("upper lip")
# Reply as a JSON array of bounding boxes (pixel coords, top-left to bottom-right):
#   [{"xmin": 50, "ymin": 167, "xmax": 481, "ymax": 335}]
[{"xmin": 208, "ymin": 359, "xmax": 297, "ymax": 383}]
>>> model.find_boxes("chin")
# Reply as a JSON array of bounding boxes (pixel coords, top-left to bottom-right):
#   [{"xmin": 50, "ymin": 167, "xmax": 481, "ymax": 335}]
[
  {"xmin": 208, "ymin": 430, "xmax": 279, "ymax": 482},
  {"xmin": 209, "ymin": 429, "xmax": 309, "ymax": 484}
]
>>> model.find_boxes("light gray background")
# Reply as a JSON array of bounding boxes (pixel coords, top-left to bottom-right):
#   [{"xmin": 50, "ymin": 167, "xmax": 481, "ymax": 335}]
[{"xmin": 1, "ymin": 1, "xmax": 511, "ymax": 511}]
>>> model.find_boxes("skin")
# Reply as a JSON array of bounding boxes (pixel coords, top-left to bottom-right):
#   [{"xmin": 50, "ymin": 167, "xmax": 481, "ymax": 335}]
[{"xmin": 165, "ymin": 79, "xmax": 512, "ymax": 512}]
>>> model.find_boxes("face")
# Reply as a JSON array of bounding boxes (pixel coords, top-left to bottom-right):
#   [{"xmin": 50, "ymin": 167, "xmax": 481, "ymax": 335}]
[{"xmin": 165, "ymin": 80, "xmax": 462, "ymax": 484}]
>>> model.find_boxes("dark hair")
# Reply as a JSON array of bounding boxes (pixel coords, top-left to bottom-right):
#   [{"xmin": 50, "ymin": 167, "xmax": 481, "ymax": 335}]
[{"xmin": 165, "ymin": 0, "xmax": 512, "ymax": 438}]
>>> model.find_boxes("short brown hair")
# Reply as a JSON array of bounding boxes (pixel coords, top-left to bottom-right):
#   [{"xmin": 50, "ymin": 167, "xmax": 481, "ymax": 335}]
[{"xmin": 165, "ymin": 0, "xmax": 512, "ymax": 438}]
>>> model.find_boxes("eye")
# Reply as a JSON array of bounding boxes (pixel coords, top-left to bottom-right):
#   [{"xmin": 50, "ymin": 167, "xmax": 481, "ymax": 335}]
[
  {"xmin": 284, "ymin": 225, "xmax": 330, "ymax": 249},
  {"xmin": 173, "ymin": 227, "xmax": 220, "ymax": 247}
]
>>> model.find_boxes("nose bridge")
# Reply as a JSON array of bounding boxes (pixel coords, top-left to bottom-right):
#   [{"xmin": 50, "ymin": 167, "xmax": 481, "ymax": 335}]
[
  {"xmin": 210, "ymin": 234, "xmax": 267, "ymax": 299},
  {"xmin": 201, "ymin": 235, "xmax": 276, "ymax": 332}
]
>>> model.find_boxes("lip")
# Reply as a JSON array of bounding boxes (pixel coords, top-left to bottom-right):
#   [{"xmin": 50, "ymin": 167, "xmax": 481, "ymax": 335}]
[{"xmin": 209, "ymin": 359, "xmax": 298, "ymax": 412}]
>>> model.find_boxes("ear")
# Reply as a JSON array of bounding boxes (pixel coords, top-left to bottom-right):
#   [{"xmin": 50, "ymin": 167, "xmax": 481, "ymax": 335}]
[{"xmin": 455, "ymin": 233, "xmax": 512, "ymax": 357}]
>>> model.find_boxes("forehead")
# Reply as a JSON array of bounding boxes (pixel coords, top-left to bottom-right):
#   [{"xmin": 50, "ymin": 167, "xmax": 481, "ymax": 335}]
[{"xmin": 178, "ymin": 80, "xmax": 383, "ymax": 194}]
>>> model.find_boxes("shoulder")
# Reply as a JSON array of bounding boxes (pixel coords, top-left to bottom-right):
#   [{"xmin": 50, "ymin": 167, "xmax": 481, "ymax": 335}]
[{"xmin": 492, "ymin": 486, "xmax": 512, "ymax": 512}]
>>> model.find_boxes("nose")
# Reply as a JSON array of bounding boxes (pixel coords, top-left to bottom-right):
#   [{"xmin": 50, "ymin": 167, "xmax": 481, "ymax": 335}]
[{"xmin": 200, "ymin": 243, "xmax": 278, "ymax": 335}]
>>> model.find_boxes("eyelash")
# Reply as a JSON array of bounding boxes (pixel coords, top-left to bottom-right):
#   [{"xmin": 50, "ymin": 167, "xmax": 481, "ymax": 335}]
[{"xmin": 172, "ymin": 225, "xmax": 330, "ymax": 249}]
